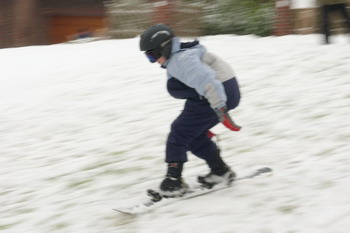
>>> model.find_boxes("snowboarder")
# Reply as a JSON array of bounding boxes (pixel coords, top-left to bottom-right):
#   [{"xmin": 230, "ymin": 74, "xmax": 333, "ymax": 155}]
[
  {"xmin": 317, "ymin": 0, "xmax": 350, "ymax": 44},
  {"xmin": 139, "ymin": 24, "xmax": 241, "ymax": 196}
]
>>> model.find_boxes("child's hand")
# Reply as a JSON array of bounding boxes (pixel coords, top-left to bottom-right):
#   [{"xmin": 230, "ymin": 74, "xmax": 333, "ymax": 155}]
[{"xmin": 214, "ymin": 107, "xmax": 241, "ymax": 131}]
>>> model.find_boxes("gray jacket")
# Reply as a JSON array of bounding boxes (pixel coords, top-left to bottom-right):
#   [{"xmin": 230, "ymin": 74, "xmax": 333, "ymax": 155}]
[{"xmin": 163, "ymin": 37, "xmax": 235, "ymax": 109}]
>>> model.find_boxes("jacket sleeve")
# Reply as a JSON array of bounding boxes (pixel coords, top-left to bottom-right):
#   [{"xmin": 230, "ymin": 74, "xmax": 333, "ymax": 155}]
[{"xmin": 167, "ymin": 50, "xmax": 227, "ymax": 109}]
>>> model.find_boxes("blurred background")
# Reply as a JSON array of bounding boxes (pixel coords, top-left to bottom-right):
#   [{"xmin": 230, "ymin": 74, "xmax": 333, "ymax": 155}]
[
  {"xmin": 0, "ymin": 0, "xmax": 349, "ymax": 48},
  {"xmin": 1, "ymin": 1, "xmax": 350, "ymax": 232}
]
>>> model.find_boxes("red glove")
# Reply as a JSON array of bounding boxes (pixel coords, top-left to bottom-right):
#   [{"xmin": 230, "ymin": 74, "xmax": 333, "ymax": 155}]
[{"xmin": 214, "ymin": 107, "xmax": 241, "ymax": 131}]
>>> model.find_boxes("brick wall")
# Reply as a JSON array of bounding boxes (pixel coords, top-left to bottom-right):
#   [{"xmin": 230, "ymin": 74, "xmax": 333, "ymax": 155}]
[
  {"xmin": 274, "ymin": 0, "xmax": 293, "ymax": 36},
  {"xmin": 152, "ymin": 0, "xmax": 176, "ymax": 26},
  {"xmin": 108, "ymin": 0, "xmax": 202, "ymax": 38}
]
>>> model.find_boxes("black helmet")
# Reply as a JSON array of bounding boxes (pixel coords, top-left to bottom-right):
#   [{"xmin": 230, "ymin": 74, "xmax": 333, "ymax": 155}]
[{"xmin": 140, "ymin": 24, "xmax": 174, "ymax": 61}]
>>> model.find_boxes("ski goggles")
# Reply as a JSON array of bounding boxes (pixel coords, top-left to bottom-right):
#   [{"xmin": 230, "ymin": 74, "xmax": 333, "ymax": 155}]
[{"xmin": 145, "ymin": 49, "xmax": 161, "ymax": 63}]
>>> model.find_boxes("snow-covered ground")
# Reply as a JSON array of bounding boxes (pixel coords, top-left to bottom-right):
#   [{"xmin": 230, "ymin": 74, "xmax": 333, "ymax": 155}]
[{"xmin": 1, "ymin": 34, "xmax": 349, "ymax": 233}]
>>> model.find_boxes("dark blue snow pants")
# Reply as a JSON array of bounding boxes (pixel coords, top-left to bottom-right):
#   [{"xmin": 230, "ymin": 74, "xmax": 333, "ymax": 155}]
[{"xmin": 165, "ymin": 77, "xmax": 240, "ymax": 163}]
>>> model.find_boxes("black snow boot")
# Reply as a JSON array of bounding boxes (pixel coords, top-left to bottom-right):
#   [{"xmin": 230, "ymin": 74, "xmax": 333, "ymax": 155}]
[
  {"xmin": 198, "ymin": 150, "xmax": 236, "ymax": 188},
  {"xmin": 160, "ymin": 162, "xmax": 188, "ymax": 197}
]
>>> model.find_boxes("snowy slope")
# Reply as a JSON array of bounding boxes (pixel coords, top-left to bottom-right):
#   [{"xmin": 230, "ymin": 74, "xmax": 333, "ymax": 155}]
[{"xmin": 0, "ymin": 34, "xmax": 350, "ymax": 233}]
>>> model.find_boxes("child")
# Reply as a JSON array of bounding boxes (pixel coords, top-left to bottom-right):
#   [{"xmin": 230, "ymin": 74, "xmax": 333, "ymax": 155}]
[{"xmin": 139, "ymin": 24, "xmax": 241, "ymax": 196}]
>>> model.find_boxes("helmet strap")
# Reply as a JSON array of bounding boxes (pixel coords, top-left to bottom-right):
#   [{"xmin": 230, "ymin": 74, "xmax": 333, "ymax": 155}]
[{"xmin": 161, "ymin": 41, "xmax": 172, "ymax": 59}]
